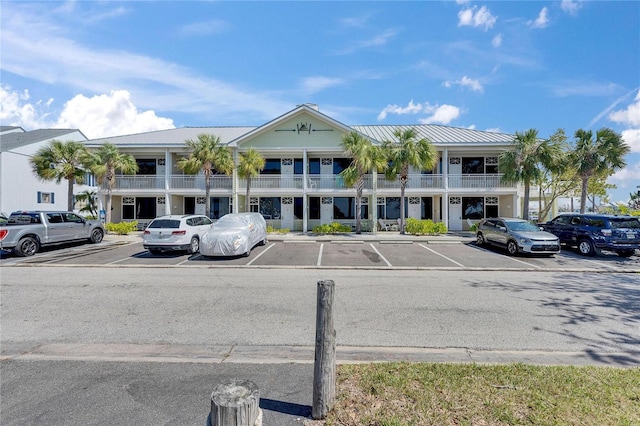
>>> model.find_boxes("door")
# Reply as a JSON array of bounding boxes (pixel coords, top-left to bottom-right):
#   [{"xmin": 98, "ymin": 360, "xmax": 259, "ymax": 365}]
[{"xmin": 448, "ymin": 197, "xmax": 462, "ymax": 231}]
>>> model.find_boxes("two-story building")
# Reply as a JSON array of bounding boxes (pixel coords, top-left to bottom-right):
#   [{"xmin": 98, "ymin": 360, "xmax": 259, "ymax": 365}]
[{"xmin": 85, "ymin": 104, "xmax": 520, "ymax": 232}]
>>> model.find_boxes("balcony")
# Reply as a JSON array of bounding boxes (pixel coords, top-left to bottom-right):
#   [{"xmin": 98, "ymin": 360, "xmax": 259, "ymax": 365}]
[
  {"xmin": 377, "ymin": 174, "xmax": 443, "ymax": 189},
  {"xmin": 238, "ymin": 175, "xmax": 304, "ymax": 190},
  {"xmin": 307, "ymin": 174, "xmax": 373, "ymax": 191},
  {"xmin": 447, "ymin": 174, "xmax": 515, "ymax": 189},
  {"xmin": 105, "ymin": 175, "xmax": 165, "ymax": 190},
  {"xmin": 171, "ymin": 175, "xmax": 232, "ymax": 190}
]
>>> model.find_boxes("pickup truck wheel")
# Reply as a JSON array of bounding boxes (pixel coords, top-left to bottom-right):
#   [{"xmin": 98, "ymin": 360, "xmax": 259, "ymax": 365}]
[
  {"xmin": 577, "ymin": 239, "xmax": 596, "ymax": 256},
  {"xmin": 15, "ymin": 236, "xmax": 39, "ymax": 257},
  {"xmin": 89, "ymin": 228, "xmax": 104, "ymax": 243},
  {"xmin": 506, "ymin": 240, "xmax": 518, "ymax": 256}
]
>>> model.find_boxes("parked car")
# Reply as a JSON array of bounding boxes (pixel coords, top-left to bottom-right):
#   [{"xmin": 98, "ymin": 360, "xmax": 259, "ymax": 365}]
[
  {"xmin": 200, "ymin": 212, "xmax": 267, "ymax": 257},
  {"xmin": 540, "ymin": 213, "xmax": 640, "ymax": 257},
  {"xmin": 0, "ymin": 211, "xmax": 105, "ymax": 256},
  {"xmin": 142, "ymin": 214, "xmax": 213, "ymax": 254},
  {"xmin": 476, "ymin": 217, "xmax": 560, "ymax": 256}
]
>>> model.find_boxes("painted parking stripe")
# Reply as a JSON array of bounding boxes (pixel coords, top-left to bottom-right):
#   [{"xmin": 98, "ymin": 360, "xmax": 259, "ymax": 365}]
[
  {"xmin": 317, "ymin": 243, "xmax": 324, "ymax": 266},
  {"xmin": 369, "ymin": 243, "xmax": 392, "ymax": 267},
  {"xmin": 246, "ymin": 242, "xmax": 275, "ymax": 266},
  {"xmin": 418, "ymin": 244, "xmax": 465, "ymax": 267},
  {"xmin": 576, "ymin": 257, "xmax": 619, "ymax": 269}
]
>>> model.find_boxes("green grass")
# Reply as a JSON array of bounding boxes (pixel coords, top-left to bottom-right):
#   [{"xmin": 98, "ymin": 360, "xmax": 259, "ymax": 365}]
[{"xmin": 326, "ymin": 363, "xmax": 640, "ymax": 425}]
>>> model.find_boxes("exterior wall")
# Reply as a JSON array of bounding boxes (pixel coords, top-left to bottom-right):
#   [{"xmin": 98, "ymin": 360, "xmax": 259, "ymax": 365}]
[{"xmin": 0, "ymin": 131, "xmax": 88, "ymax": 214}]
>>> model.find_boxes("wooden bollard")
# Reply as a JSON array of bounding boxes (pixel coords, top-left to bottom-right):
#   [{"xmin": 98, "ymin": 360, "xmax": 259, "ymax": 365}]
[
  {"xmin": 210, "ymin": 379, "xmax": 262, "ymax": 426},
  {"xmin": 312, "ymin": 279, "xmax": 336, "ymax": 419}
]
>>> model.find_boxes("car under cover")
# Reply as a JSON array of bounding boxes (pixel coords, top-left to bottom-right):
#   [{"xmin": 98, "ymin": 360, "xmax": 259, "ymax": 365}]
[{"xmin": 200, "ymin": 213, "xmax": 267, "ymax": 256}]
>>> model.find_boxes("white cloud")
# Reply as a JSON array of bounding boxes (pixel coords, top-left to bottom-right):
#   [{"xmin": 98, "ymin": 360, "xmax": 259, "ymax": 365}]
[
  {"xmin": 457, "ymin": 6, "xmax": 497, "ymax": 31},
  {"xmin": 333, "ymin": 29, "xmax": 399, "ymax": 55},
  {"xmin": 609, "ymin": 89, "xmax": 640, "ymax": 127},
  {"xmin": 178, "ymin": 19, "xmax": 230, "ymax": 37},
  {"xmin": 0, "ymin": 86, "xmax": 175, "ymax": 139},
  {"xmin": 419, "ymin": 104, "xmax": 461, "ymax": 125},
  {"xmin": 561, "ymin": 0, "xmax": 582, "ymax": 16},
  {"xmin": 621, "ymin": 129, "xmax": 640, "ymax": 153},
  {"xmin": 443, "ymin": 76, "xmax": 483, "ymax": 93},
  {"xmin": 376, "ymin": 100, "xmax": 461, "ymax": 125},
  {"xmin": 609, "ymin": 160, "xmax": 640, "ymax": 185},
  {"xmin": 300, "ymin": 76, "xmax": 345, "ymax": 95},
  {"xmin": 492, "ymin": 33, "xmax": 502, "ymax": 47},
  {"xmin": 528, "ymin": 7, "xmax": 549, "ymax": 29},
  {"xmin": 377, "ymin": 100, "xmax": 423, "ymax": 120}
]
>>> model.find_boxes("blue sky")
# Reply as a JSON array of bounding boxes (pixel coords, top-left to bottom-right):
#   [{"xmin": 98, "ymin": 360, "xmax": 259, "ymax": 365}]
[{"xmin": 1, "ymin": 0, "xmax": 639, "ymax": 204}]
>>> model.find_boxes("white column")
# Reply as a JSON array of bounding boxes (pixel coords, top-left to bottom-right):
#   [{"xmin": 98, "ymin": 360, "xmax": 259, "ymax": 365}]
[
  {"xmin": 303, "ymin": 149, "xmax": 308, "ymax": 233},
  {"xmin": 442, "ymin": 148, "xmax": 449, "ymax": 227}
]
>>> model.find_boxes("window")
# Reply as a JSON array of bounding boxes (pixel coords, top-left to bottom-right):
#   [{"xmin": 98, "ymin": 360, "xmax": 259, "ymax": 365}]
[
  {"xmin": 294, "ymin": 159, "xmax": 303, "ymax": 175},
  {"xmin": 462, "ymin": 157, "xmax": 484, "ymax": 174},
  {"xmin": 37, "ymin": 191, "xmax": 54, "ymax": 204},
  {"xmin": 309, "ymin": 197, "xmax": 320, "ymax": 219},
  {"xmin": 259, "ymin": 197, "xmax": 281, "ymax": 219},
  {"xmin": 333, "ymin": 197, "xmax": 368, "ymax": 220},
  {"xmin": 333, "ymin": 158, "xmax": 351, "ymax": 174},
  {"xmin": 308, "ymin": 158, "xmax": 320, "ymax": 175},
  {"xmin": 46, "ymin": 213, "xmax": 63, "ymax": 223},
  {"xmin": 210, "ymin": 197, "xmax": 231, "ymax": 219},
  {"xmin": 63, "ymin": 213, "xmax": 84, "ymax": 223},
  {"xmin": 421, "ymin": 197, "xmax": 433, "ymax": 220},
  {"xmin": 136, "ymin": 159, "xmax": 156, "ymax": 175},
  {"xmin": 294, "ymin": 197, "xmax": 303, "ymax": 219},
  {"xmin": 377, "ymin": 197, "xmax": 407, "ymax": 220},
  {"xmin": 261, "ymin": 159, "xmax": 281, "ymax": 174},
  {"xmin": 462, "ymin": 197, "xmax": 484, "ymax": 219}
]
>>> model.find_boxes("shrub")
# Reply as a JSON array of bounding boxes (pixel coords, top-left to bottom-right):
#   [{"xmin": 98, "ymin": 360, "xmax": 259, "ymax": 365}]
[
  {"xmin": 313, "ymin": 222, "xmax": 351, "ymax": 235},
  {"xmin": 105, "ymin": 221, "xmax": 138, "ymax": 235},
  {"xmin": 267, "ymin": 225, "xmax": 290, "ymax": 234},
  {"xmin": 404, "ymin": 218, "xmax": 448, "ymax": 235}
]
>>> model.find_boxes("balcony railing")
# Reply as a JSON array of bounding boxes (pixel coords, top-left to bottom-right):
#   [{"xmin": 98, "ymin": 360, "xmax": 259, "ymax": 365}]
[
  {"xmin": 105, "ymin": 173, "xmax": 516, "ymax": 191},
  {"xmin": 104, "ymin": 175, "xmax": 165, "ymax": 190},
  {"xmin": 448, "ymin": 174, "xmax": 514, "ymax": 189},
  {"xmin": 171, "ymin": 175, "xmax": 232, "ymax": 190},
  {"xmin": 377, "ymin": 174, "xmax": 443, "ymax": 189}
]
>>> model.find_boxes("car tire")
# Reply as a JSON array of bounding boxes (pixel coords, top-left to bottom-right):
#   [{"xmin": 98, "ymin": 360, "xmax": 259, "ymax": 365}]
[
  {"xmin": 89, "ymin": 228, "xmax": 104, "ymax": 244},
  {"xmin": 188, "ymin": 237, "xmax": 199, "ymax": 254},
  {"xmin": 577, "ymin": 239, "xmax": 596, "ymax": 256},
  {"xmin": 260, "ymin": 238, "xmax": 267, "ymax": 246},
  {"xmin": 616, "ymin": 249, "xmax": 635, "ymax": 258},
  {"xmin": 243, "ymin": 249, "xmax": 251, "ymax": 257},
  {"xmin": 476, "ymin": 233, "xmax": 485, "ymax": 246},
  {"xmin": 15, "ymin": 236, "xmax": 39, "ymax": 257},
  {"xmin": 506, "ymin": 240, "xmax": 518, "ymax": 256}
]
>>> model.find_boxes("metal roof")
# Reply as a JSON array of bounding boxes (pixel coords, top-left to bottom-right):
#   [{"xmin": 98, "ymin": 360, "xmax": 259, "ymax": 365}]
[
  {"xmin": 84, "ymin": 127, "xmax": 256, "ymax": 148},
  {"xmin": 0, "ymin": 129, "xmax": 87, "ymax": 152},
  {"xmin": 350, "ymin": 124, "xmax": 514, "ymax": 144}
]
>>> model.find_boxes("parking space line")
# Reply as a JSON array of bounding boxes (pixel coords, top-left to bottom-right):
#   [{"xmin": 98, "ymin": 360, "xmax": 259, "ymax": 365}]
[
  {"xmin": 500, "ymin": 255, "xmax": 543, "ymax": 269},
  {"xmin": 369, "ymin": 243, "xmax": 392, "ymax": 267},
  {"xmin": 577, "ymin": 258, "xmax": 619, "ymax": 269},
  {"xmin": 418, "ymin": 244, "xmax": 465, "ymax": 267},
  {"xmin": 317, "ymin": 243, "xmax": 324, "ymax": 266},
  {"xmin": 246, "ymin": 243, "xmax": 275, "ymax": 266}
]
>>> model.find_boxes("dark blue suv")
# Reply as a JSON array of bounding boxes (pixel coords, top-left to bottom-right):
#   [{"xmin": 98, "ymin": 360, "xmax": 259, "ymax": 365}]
[{"xmin": 541, "ymin": 214, "xmax": 640, "ymax": 257}]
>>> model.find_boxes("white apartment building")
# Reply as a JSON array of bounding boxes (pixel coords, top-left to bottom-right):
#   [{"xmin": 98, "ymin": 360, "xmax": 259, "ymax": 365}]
[{"xmin": 85, "ymin": 104, "xmax": 522, "ymax": 232}]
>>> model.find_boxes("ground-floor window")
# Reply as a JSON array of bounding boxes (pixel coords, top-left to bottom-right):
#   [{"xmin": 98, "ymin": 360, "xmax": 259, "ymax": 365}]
[
  {"xmin": 309, "ymin": 197, "xmax": 320, "ymax": 219},
  {"xmin": 294, "ymin": 197, "xmax": 303, "ymax": 219},
  {"xmin": 334, "ymin": 197, "xmax": 368, "ymax": 219},
  {"xmin": 462, "ymin": 196, "xmax": 498, "ymax": 219},
  {"xmin": 377, "ymin": 197, "xmax": 408, "ymax": 219},
  {"xmin": 259, "ymin": 197, "xmax": 281, "ymax": 219},
  {"xmin": 123, "ymin": 197, "xmax": 156, "ymax": 220},
  {"xmin": 210, "ymin": 197, "xmax": 231, "ymax": 219}
]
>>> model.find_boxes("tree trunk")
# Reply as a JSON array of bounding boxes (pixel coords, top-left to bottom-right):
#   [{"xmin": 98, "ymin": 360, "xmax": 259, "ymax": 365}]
[
  {"xmin": 355, "ymin": 181, "xmax": 362, "ymax": 234},
  {"xmin": 400, "ymin": 179, "xmax": 406, "ymax": 234},
  {"xmin": 312, "ymin": 279, "xmax": 336, "ymax": 420},
  {"xmin": 580, "ymin": 177, "xmax": 589, "ymax": 214},
  {"xmin": 210, "ymin": 379, "xmax": 261, "ymax": 426},
  {"xmin": 67, "ymin": 177, "xmax": 75, "ymax": 211},
  {"xmin": 205, "ymin": 170, "xmax": 211, "ymax": 218},
  {"xmin": 522, "ymin": 181, "xmax": 530, "ymax": 221},
  {"xmin": 245, "ymin": 176, "xmax": 251, "ymax": 213}
]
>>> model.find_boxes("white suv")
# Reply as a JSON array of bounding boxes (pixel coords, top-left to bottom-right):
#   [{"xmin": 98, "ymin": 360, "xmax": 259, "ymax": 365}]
[{"xmin": 143, "ymin": 214, "xmax": 213, "ymax": 254}]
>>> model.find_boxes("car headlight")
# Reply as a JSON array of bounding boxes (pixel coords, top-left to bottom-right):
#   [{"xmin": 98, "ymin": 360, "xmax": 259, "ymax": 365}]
[
  {"xmin": 233, "ymin": 236, "xmax": 244, "ymax": 249},
  {"xmin": 518, "ymin": 238, "xmax": 531, "ymax": 244}
]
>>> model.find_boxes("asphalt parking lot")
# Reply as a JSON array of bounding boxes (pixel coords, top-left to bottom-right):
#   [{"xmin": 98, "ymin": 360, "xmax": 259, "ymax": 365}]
[{"xmin": 2, "ymin": 236, "xmax": 640, "ymax": 272}]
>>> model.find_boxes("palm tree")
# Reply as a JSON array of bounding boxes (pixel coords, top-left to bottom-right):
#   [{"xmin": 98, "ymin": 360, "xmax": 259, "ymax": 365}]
[
  {"xmin": 237, "ymin": 148, "xmax": 265, "ymax": 212},
  {"xmin": 499, "ymin": 129, "xmax": 560, "ymax": 221},
  {"xmin": 30, "ymin": 140, "xmax": 88, "ymax": 211},
  {"xmin": 84, "ymin": 143, "xmax": 138, "ymax": 224},
  {"xmin": 177, "ymin": 134, "xmax": 234, "ymax": 218},
  {"xmin": 340, "ymin": 131, "xmax": 386, "ymax": 234},
  {"xmin": 382, "ymin": 128, "xmax": 438, "ymax": 234},
  {"xmin": 75, "ymin": 189, "xmax": 98, "ymax": 217},
  {"xmin": 571, "ymin": 128, "xmax": 629, "ymax": 214}
]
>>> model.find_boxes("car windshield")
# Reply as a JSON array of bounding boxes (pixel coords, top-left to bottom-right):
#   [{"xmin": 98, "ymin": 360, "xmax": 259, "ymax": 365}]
[
  {"xmin": 148, "ymin": 219, "xmax": 181, "ymax": 229},
  {"xmin": 214, "ymin": 218, "xmax": 247, "ymax": 229},
  {"xmin": 505, "ymin": 221, "xmax": 539, "ymax": 232},
  {"xmin": 610, "ymin": 218, "xmax": 640, "ymax": 229}
]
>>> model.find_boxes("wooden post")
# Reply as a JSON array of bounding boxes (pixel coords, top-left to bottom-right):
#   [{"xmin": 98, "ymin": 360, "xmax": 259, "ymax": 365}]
[
  {"xmin": 312, "ymin": 279, "xmax": 336, "ymax": 419},
  {"xmin": 210, "ymin": 379, "xmax": 262, "ymax": 426}
]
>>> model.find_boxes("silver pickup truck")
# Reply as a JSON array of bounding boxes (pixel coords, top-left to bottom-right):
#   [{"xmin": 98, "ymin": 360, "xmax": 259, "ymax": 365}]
[{"xmin": 0, "ymin": 211, "xmax": 105, "ymax": 256}]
